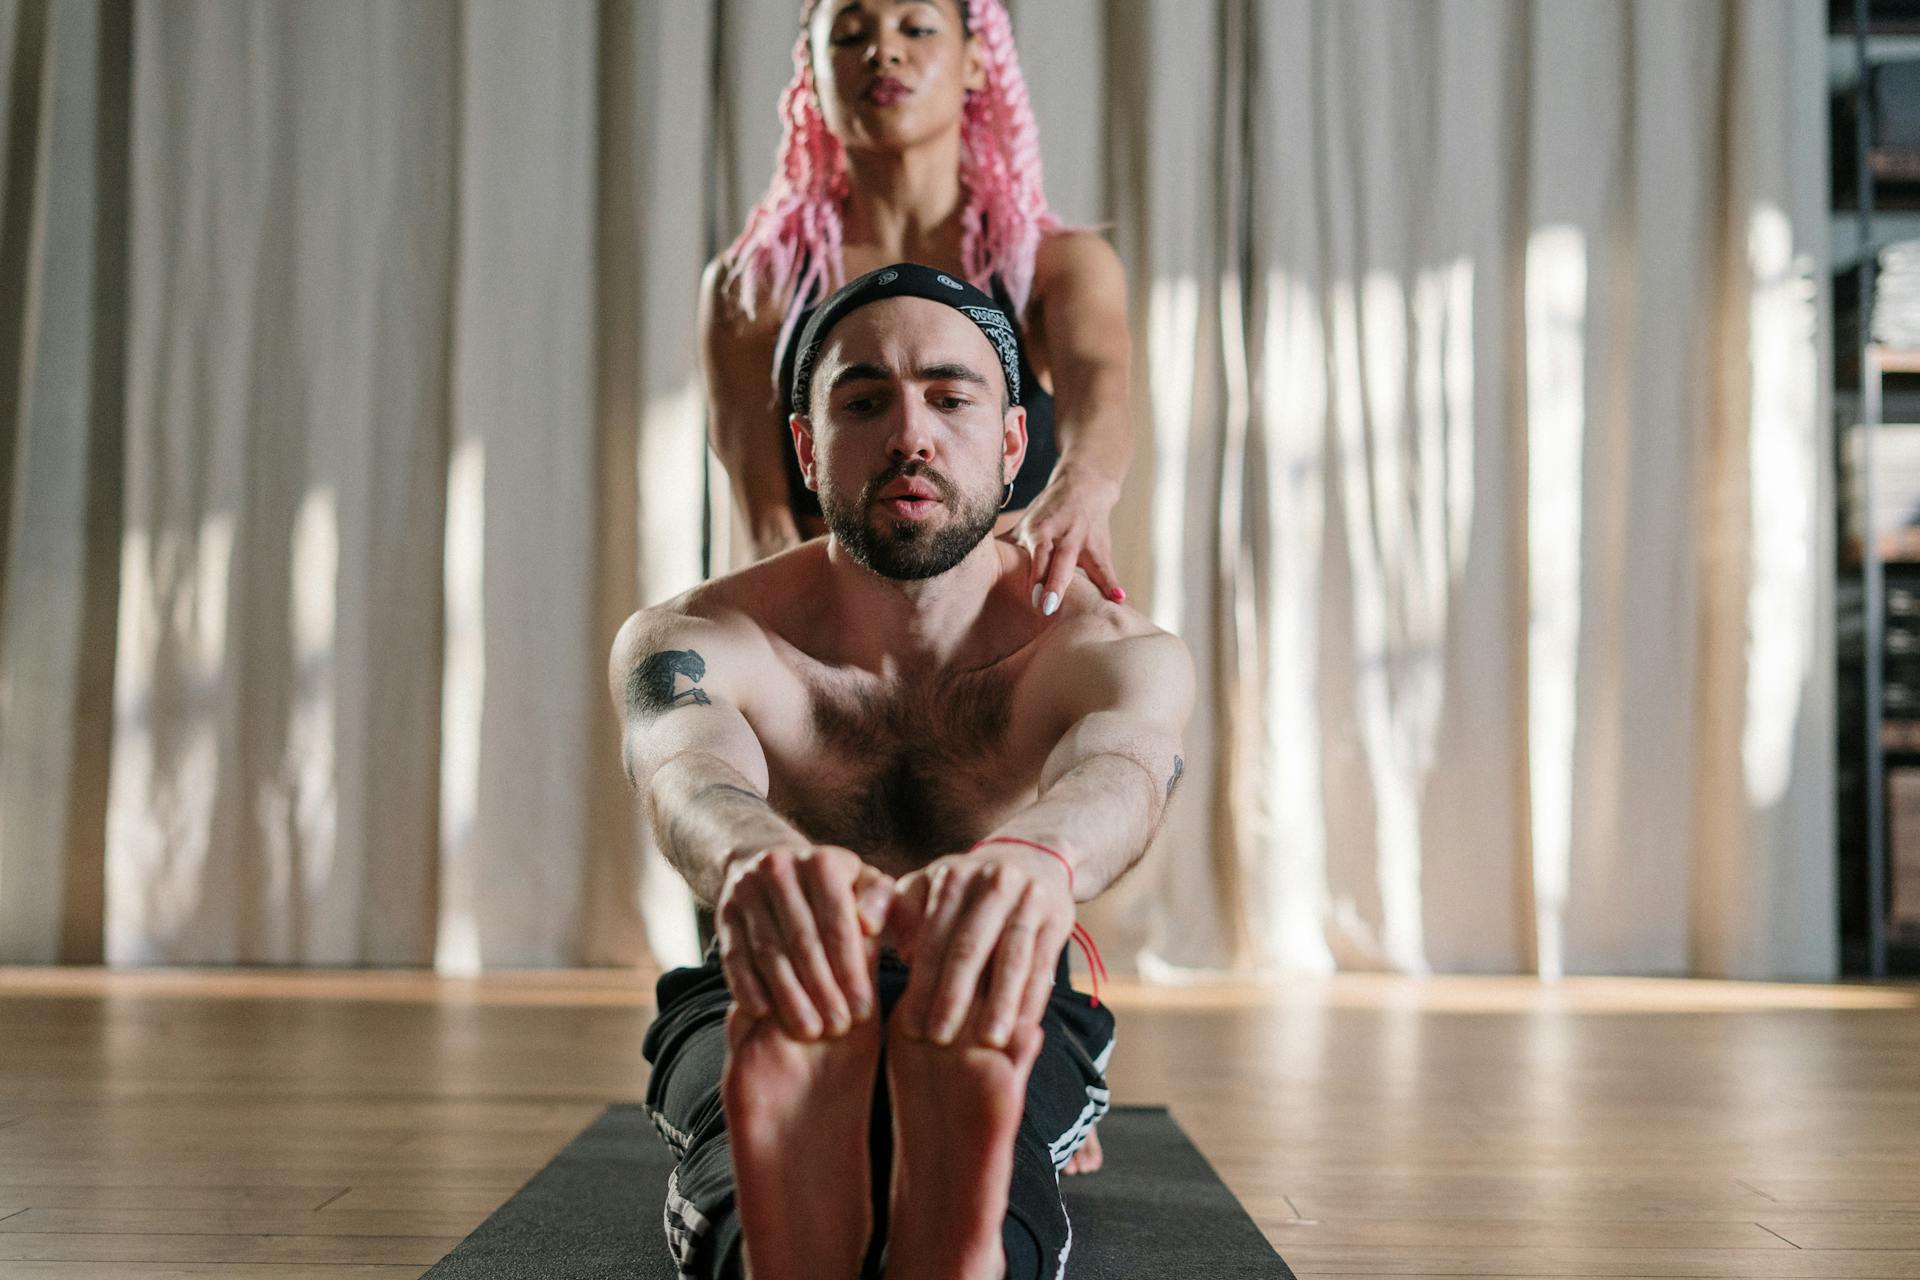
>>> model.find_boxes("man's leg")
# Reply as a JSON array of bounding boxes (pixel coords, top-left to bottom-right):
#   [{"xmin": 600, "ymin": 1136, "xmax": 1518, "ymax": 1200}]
[
  {"xmin": 643, "ymin": 958, "xmax": 744, "ymax": 1278},
  {"xmin": 724, "ymin": 1002, "xmax": 882, "ymax": 1279},
  {"xmin": 880, "ymin": 954, "xmax": 1116, "ymax": 1280},
  {"xmin": 643, "ymin": 952, "xmax": 883, "ymax": 1280}
]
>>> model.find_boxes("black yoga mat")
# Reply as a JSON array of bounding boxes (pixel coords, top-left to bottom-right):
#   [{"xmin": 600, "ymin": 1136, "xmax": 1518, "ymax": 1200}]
[{"xmin": 422, "ymin": 1103, "xmax": 1294, "ymax": 1279}]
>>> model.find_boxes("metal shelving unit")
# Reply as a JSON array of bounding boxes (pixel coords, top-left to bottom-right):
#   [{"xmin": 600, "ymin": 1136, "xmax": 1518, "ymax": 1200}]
[{"xmin": 1834, "ymin": 0, "xmax": 1920, "ymax": 978}]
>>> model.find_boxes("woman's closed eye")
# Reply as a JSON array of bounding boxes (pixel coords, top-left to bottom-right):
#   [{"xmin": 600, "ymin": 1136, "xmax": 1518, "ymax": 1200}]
[{"xmin": 829, "ymin": 11, "xmax": 943, "ymax": 46}]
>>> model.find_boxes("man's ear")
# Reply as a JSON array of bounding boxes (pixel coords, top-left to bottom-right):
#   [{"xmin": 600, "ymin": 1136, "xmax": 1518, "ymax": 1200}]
[
  {"xmin": 790, "ymin": 413, "xmax": 819, "ymax": 491},
  {"xmin": 1001, "ymin": 404, "xmax": 1028, "ymax": 483}
]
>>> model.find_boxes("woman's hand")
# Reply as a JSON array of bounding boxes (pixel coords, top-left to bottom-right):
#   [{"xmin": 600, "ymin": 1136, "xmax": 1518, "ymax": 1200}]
[{"xmin": 1002, "ymin": 461, "xmax": 1125, "ymax": 615}]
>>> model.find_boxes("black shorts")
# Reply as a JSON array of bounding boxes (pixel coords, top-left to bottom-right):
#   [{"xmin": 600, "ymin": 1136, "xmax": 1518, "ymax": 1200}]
[{"xmin": 641, "ymin": 945, "xmax": 1116, "ymax": 1280}]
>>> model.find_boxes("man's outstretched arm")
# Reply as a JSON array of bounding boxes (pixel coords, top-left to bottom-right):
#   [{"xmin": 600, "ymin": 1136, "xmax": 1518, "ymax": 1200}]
[
  {"xmin": 610, "ymin": 609, "xmax": 892, "ymax": 1040},
  {"xmin": 611, "ymin": 611, "xmax": 798, "ymax": 906},
  {"xmin": 888, "ymin": 627, "xmax": 1194, "ymax": 1049},
  {"xmin": 985, "ymin": 628, "xmax": 1193, "ymax": 899}
]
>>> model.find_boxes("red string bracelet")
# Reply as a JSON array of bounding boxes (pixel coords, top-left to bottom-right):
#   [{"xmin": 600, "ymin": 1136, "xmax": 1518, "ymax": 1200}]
[
  {"xmin": 974, "ymin": 835, "xmax": 1074, "ymax": 892},
  {"xmin": 969, "ymin": 837, "xmax": 1107, "ymax": 1007}
]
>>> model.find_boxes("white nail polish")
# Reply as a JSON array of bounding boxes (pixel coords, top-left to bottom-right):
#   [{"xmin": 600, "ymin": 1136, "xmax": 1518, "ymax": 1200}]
[
  {"xmin": 1031, "ymin": 583, "xmax": 1043, "ymax": 608},
  {"xmin": 1043, "ymin": 591, "xmax": 1060, "ymax": 616}
]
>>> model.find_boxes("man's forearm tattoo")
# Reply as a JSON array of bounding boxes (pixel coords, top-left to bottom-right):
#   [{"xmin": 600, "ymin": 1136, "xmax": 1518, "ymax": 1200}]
[
  {"xmin": 629, "ymin": 648, "xmax": 713, "ymax": 718},
  {"xmin": 1167, "ymin": 755, "xmax": 1185, "ymax": 802}
]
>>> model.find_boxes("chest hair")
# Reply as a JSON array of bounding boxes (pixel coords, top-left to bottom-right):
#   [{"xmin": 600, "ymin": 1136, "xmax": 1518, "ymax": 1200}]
[{"xmin": 780, "ymin": 667, "xmax": 1018, "ymax": 862}]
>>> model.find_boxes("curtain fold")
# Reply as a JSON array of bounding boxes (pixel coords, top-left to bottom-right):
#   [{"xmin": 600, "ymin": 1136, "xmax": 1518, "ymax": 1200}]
[{"xmin": 0, "ymin": 0, "xmax": 1834, "ymax": 978}]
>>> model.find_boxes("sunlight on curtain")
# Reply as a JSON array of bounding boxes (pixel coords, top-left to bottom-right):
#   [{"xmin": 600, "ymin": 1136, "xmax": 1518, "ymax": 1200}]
[
  {"xmin": 105, "ymin": 513, "xmax": 233, "ymax": 963},
  {"xmin": 1741, "ymin": 203, "xmax": 1818, "ymax": 811},
  {"xmin": 435, "ymin": 437, "xmax": 485, "ymax": 976},
  {"xmin": 636, "ymin": 377, "xmax": 705, "ymax": 969},
  {"xmin": 636, "ymin": 379, "xmax": 706, "ymax": 594},
  {"xmin": 1525, "ymin": 223, "xmax": 1589, "ymax": 984},
  {"xmin": 1251, "ymin": 268, "xmax": 1334, "ymax": 975},
  {"xmin": 1324, "ymin": 259, "xmax": 1475, "ymax": 975},
  {"xmin": 1147, "ymin": 275, "xmax": 1202, "ymax": 637},
  {"xmin": 1434, "ymin": 260, "xmax": 1476, "ymax": 585},
  {"xmin": 275, "ymin": 486, "xmax": 338, "ymax": 941}
]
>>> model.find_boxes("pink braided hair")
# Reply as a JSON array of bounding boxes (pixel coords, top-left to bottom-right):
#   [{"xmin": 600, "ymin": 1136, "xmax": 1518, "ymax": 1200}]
[{"xmin": 724, "ymin": 0, "xmax": 1062, "ymax": 355}]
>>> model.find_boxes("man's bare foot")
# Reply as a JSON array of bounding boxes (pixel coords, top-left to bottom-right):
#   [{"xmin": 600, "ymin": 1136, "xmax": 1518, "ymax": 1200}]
[
  {"xmin": 1061, "ymin": 1123, "xmax": 1103, "ymax": 1175},
  {"xmin": 723, "ymin": 1005, "xmax": 881, "ymax": 1280},
  {"xmin": 882, "ymin": 1011, "xmax": 1044, "ymax": 1280}
]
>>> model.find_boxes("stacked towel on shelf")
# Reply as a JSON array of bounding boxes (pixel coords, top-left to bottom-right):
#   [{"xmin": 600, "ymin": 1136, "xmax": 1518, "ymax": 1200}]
[
  {"xmin": 1845, "ymin": 422, "xmax": 1920, "ymax": 559},
  {"xmin": 1877, "ymin": 241, "xmax": 1920, "ymax": 347}
]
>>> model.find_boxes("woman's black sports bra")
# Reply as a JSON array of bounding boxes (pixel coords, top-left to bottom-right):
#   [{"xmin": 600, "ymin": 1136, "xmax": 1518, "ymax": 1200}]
[{"xmin": 772, "ymin": 272, "xmax": 1059, "ymax": 522}]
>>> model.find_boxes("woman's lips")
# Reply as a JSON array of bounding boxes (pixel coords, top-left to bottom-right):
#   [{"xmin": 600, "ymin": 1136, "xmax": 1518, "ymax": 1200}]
[{"xmin": 864, "ymin": 77, "xmax": 910, "ymax": 106}]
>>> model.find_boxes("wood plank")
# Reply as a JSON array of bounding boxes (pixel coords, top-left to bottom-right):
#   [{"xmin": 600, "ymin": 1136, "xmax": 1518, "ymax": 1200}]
[
  {"xmin": 1282, "ymin": 1191, "xmax": 1902, "ymax": 1223},
  {"xmin": 0, "ymin": 1163, "xmax": 552, "ymax": 1187},
  {"xmin": 1277, "ymin": 1246, "xmax": 1920, "ymax": 1277},
  {"xmin": 0, "ymin": 1206, "xmax": 489, "ymax": 1236},
  {"xmin": 1746, "ymin": 1177, "xmax": 1920, "ymax": 1202},
  {"xmin": 0, "ymin": 1267, "xmax": 424, "ymax": 1279},
  {"xmin": 0, "ymin": 1233, "xmax": 459, "ymax": 1264},
  {"xmin": 1760, "ymin": 1218, "xmax": 1920, "ymax": 1249},
  {"xmin": 1260, "ymin": 1218, "xmax": 1791, "ymax": 1249},
  {"xmin": 321, "ymin": 1185, "xmax": 519, "ymax": 1214},
  {"xmin": 0, "ymin": 1185, "xmax": 345, "ymax": 1211}
]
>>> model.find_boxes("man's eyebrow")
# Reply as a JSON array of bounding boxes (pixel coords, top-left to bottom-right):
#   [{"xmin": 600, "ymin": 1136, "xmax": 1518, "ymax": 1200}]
[
  {"xmin": 917, "ymin": 362, "xmax": 992, "ymax": 390},
  {"xmin": 827, "ymin": 361, "xmax": 993, "ymax": 393},
  {"xmin": 827, "ymin": 362, "xmax": 894, "ymax": 393}
]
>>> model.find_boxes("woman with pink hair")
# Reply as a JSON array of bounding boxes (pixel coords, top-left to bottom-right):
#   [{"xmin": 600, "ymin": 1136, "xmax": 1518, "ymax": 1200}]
[{"xmin": 700, "ymin": 0, "xmax": 1134, "ymax": 620}]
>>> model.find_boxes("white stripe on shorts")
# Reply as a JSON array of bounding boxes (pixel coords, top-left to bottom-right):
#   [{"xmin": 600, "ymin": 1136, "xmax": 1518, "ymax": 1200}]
[
  {"xmin": 1048, "ymin": 1085, "xmax": 1111, "ymax": 1169},
  {"xmin": 648, "ymin": 1106, "xmax": 696, "ymax": 1159},
  {"xmin": 664, "ymin": 1166, "xmax": 711, "ymax": 1277},
  {"xmin": 1049, "ymin": 1031, "xmax": 1117, "ymax": 1169}
]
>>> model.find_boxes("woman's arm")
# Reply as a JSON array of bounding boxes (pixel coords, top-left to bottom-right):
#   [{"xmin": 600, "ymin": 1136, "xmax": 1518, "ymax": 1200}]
[
  {"xmin": 1010, "ymin": 231, "xmax": 1135, "ymax": 611},
  {"xmin": 699, "ymin": 258, "xmax": 804, "ymax": 558}
]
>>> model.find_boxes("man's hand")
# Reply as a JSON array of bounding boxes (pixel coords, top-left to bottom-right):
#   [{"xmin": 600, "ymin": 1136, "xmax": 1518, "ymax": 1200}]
[
  {"xmin": 885, "ymin": 843, "xmax": 1076, "ymax": 1050},
  {"xmin": 716, "ymin": 845, "xmax": 896, "ymax": 1041}
]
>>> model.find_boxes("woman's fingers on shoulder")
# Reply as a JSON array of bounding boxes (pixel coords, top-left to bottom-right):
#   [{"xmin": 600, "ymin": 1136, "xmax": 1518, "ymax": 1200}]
[{"xmin": 1080, "ymin": 541, "xmax": 1124, "ymax": 602}]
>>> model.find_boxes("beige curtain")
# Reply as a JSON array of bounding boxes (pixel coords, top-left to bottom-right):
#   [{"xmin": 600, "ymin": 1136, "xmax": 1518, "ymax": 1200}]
[{"xmin": 0, "ymin": 0, "xmax": 1833, "ymax": 979}]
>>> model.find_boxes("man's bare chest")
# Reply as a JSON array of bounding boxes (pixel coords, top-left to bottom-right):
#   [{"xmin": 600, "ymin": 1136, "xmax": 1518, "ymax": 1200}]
[{"xmin": 749, "ymin": 661, "xmax": 1055, "ymax": 871}]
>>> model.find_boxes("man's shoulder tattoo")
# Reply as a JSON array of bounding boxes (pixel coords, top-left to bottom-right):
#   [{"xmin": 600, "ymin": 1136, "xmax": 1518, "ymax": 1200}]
[
  {"xmin": 629, "ymin": 648, "xmax": 714, "ymax": 718},
  {"xmin": 1166, "ymin": 754, "xmax": 1185, "ymax": 802}
]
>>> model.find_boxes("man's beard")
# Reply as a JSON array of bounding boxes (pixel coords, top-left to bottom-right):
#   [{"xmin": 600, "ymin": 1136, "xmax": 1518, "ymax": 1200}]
[{"xmin": 820, "ymin": 460, "xmax": 1003, "ymax": 581}]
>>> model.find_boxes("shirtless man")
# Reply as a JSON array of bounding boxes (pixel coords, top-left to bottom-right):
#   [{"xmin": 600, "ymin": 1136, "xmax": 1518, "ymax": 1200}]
[{"xmin": 610, "ymin": 263, "xmax": 1192, "ymax": 1280}]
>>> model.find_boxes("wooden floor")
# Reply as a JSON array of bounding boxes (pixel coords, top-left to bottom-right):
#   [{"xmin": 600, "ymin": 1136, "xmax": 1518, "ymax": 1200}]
[{"xmin": 1, "ymin": 969, "xmax": 1918, "ymax": 1279}]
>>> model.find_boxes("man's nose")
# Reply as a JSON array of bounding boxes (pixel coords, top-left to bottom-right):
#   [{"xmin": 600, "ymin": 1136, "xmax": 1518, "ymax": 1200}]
[{"xmin": 884, "ymin": 398, "xmax": 937, "ymax": 462}]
